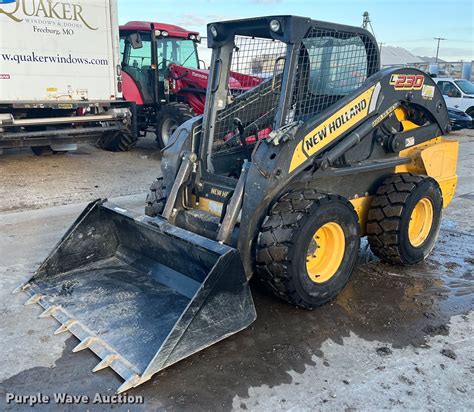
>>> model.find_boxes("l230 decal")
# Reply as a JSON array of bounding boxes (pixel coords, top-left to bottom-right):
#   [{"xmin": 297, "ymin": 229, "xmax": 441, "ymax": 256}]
[{"xmin": 389, "ymin": 74, "xmax": 424, "ymax": 90}]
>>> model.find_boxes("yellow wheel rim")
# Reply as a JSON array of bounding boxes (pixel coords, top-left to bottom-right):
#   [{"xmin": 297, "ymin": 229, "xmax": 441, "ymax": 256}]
[
  {"xmin": 306, "ymin": 222, "xmax": 345, "ymax": 283},
  {"xmin": 408, "ymin": 197, "xmax": 434, "ymax": 247}
]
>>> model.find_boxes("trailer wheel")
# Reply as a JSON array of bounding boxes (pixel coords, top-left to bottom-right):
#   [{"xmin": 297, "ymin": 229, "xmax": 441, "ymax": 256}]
[
  {"xmin": 98, "ymin": 130, "xmax": 137, "ymax": 152},
  {"xmin": 156, "ymin": 103, "xmax": 195, "ymax": 149},
  {"xmin": 367, "ymin": 173, "xmax": 442, "ymax": 265},
  {"xmin": 145, "ymin": 177, "xmax": 167, "ymax": 217},
  {"xmin": 256, "ymin": 190, "xmax": 360, "ymax": 309}
]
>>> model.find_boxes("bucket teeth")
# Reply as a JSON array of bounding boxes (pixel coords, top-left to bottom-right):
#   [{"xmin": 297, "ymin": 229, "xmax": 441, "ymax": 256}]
[
  {"xmin": 116, "ymin": 374, "xmax": 140, "ymax": 394},
  {"xmin": 72, "ymin": 337, "xmax": 96, "ymax": 353},
  {"xmin": 39, "ymin": 305, "xmax": 59, "ymax": 319},
  {"xmin": 54, "ymin": 320, "xmax": 77, "ymax": 335},
  {"xmin": 24, "ymin": 294, "xmax": 42, "ymax": 306},
  {"xmin": 12, "ymin": 283, "xmax": 30, "ymax": 295},
  {"xmin": 93, "ymin": 354, "xmax": 118, "ymax": 373}
]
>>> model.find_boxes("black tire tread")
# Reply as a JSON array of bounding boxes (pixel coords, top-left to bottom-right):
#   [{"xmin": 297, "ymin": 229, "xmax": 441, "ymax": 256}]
[
  {"xmin": 367, "ymin": 172, "xmax": 435, "ymax": 264},
  {"xmin": 145, "ymin": 177, "xmax": 167, "ymax": 217},
  {"xmin": 98, "ymin": 131, "xmax": 137, "ymax": 152},
  {"xmin": 255, "ymin": 189, "xmax": 357, "ymax": 309}
]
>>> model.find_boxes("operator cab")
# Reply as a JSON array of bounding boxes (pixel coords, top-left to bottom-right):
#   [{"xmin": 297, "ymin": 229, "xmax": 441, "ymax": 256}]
[
  {"xmin": 156, "ymin": 17, "xmax": 379, "ymax": 236},
  {"xmin": 193, "ymin": 17, "xmax": 379, "ymax": 204}
]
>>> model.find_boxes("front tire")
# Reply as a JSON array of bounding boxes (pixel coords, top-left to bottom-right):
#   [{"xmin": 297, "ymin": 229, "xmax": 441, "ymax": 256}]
[
  {"xmin": 367, "ymin": 173, "xmax": 442, "ymax": 265},
  {"xmin": 256, "ymin": 190, "xmax": 360, "ymax": 309},
  {"xmin": 156, "ymin": 103, "xmax": 195, "ymax": 149},
  {"xmin": 98, "ymin": 130, "xmax": 137, "ymax": 152}
]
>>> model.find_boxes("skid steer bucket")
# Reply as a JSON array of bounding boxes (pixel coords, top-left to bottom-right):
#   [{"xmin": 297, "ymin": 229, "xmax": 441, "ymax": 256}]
[{"xmin": 15, "ymin": 200, "xmax": 256, "ymax": 393}]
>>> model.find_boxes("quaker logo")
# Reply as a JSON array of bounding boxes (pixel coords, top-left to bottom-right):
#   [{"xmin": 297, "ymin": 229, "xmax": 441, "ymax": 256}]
[
  {"xmin": 0, "ymin": 0, "xmax": 98, "ymax": 30},
  {"xmin": 389, "ymin": 74, "xmax": 424, "ymax": 90}
]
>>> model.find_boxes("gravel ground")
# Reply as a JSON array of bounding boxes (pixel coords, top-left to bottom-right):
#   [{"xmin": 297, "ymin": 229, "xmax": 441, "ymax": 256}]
[{"xmin": 0, "ymin": 136, "xmax": 161, "ymax": 213}]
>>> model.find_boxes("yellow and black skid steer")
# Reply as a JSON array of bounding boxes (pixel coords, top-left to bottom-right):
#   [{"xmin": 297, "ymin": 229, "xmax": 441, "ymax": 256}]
[{"xmin": 16, "ymin": 16, "xmax": 458, "ymax": 392}]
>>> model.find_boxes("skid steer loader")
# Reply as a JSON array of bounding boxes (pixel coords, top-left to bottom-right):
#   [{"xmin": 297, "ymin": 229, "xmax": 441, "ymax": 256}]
[{"xmin": 16, "ymin": 16, "xmax": 458, "ymax": 393}]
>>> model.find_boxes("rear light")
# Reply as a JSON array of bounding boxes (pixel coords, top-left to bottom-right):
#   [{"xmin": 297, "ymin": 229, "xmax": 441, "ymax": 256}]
[{"xmin": 117, "ymin": 81, "xmax": 123, "ymax": 93}]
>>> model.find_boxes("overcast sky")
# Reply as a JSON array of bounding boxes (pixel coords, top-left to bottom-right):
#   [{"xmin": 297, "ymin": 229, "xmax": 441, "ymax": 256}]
[{"xmin": 117, "ymin": 0, "xmax": 473, "ymax": 61}]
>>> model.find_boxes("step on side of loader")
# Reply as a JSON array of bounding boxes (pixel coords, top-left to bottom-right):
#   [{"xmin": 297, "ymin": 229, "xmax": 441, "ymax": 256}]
[{"xmin": 14, "ymin": 200, "xmax": 256, "ymax": 392}]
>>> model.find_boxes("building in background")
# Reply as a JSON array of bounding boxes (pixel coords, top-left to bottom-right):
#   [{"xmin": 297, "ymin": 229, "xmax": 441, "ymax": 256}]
[
  {"xmin": 380, "ymin": 45, "xmax": 472, "ymax": 81},
  {"xmin": 380, "ymin": 46, "xmax": 425, "ymax": 67}
]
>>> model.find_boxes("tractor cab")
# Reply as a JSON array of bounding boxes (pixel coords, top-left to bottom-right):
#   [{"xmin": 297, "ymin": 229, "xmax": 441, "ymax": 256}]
[
  {"xmin": 113, "ymin": 21, "xmax": 203, "ymax": 148},
  {"xmin": 119, "ymin": 21, "xmax": 201, "ymax": 105}
]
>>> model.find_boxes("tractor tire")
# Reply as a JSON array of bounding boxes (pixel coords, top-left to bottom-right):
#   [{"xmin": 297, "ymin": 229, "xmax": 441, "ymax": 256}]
[
  {"xmin": 98, "ymin": 130, "xmax": 137, "ymax": 152},
  {"xmin": 466, "ymin": 107, "xmax": 474, "ymax": 118},
  {"xmin": 367, "ymin": 173, "xmax": 442, "ymax": 265},
  {"xmin": 145, "ymin": 177, "xmax": 167, "ymax": 217},
  {"xmin": 256, "ymin": 189, "xmax": 360, "ymax": 309},
  {"xmin": 156, "ymin": 103, "xmax": 195, "ymax": 149}
]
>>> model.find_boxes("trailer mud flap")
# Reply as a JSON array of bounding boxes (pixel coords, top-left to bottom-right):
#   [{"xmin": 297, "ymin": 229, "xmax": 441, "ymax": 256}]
[{"xmin": 14, "ymin": 200, "xmax": 256, "ymax": 393}]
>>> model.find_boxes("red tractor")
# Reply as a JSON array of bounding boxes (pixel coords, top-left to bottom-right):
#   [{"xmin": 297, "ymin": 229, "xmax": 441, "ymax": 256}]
[{"xmin": 100, "ymin": 21, "xmax": 262, "ymax": 151}]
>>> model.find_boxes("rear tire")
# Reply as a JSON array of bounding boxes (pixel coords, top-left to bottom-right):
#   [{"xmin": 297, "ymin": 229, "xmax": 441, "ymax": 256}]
[
  {"xmin": 256, "ymin": 190, "xmax": 360, "ymax": 309},
  {"xmin": 145, "ymin": 177, "xmax": 167, "ymax": 217},
  {"xmin": 367, "ymin": 173, "xmax": 442, "ymax": 265},
  {"xmin": 156, "ymin": 103, "xmax": 195, "ymax": 149},
  {"xmin": 98, "ymin": 130, "xmax": 137, "ymax": 152}
]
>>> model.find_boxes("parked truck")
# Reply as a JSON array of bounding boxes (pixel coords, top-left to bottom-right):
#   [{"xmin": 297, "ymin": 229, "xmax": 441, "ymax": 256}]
[
  {"xmin": 0, "ymin": 0, "xmax": 133, "ymax": 155},
  {"xmin": 0, "ymin": 2, "xmax": 259, "ymax": 155}
]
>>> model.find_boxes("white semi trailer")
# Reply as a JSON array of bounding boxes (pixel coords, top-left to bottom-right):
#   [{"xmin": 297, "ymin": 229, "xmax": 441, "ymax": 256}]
[{"xmin": 0, "ymin": 0, "xmax": 134, "ymax": 154}]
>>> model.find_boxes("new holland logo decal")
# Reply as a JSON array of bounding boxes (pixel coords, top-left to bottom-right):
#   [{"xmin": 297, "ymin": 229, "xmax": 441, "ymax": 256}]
[{"xmin": 289, "ymin": 86, "xmax": 376, "ymax": 173}]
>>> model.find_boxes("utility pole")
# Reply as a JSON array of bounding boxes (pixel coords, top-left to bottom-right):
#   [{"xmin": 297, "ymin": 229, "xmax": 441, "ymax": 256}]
[
  {"xmin": 434, "ymin": 37, "xmax": 446, "ymax": 62},
  {"xmin": 362, "ymin": 11, "xmax": 370, "ymax": 29},
  {"xmin": 362, "ymin": 11, "xmax": 376, "ymax": 37}
]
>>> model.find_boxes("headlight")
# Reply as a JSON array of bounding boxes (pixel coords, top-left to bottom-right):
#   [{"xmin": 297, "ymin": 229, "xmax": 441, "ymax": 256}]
[
  {"xmin": 161, "ymin": 30, "xmax": 169, "ymax": 37},
  {"xmin": 210, "ymin": 25, "xmax": 218, "ymax": 38},
  {"xmin": 189, "ymin": 34, "xmax": 196, "ymax": 40},
  {"xmin": 270, "ymin": 19, "xmax": 281, "ymax": 33},
  {"xmin": 155, "ymin": 30, "xmax": 161, "ymax": 36}
]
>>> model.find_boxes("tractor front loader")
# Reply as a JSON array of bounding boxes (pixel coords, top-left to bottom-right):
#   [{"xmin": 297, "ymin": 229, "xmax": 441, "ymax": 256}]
[{"xmin": 16, "ymin": 16, "xmax": 458, "ymax": 392}]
